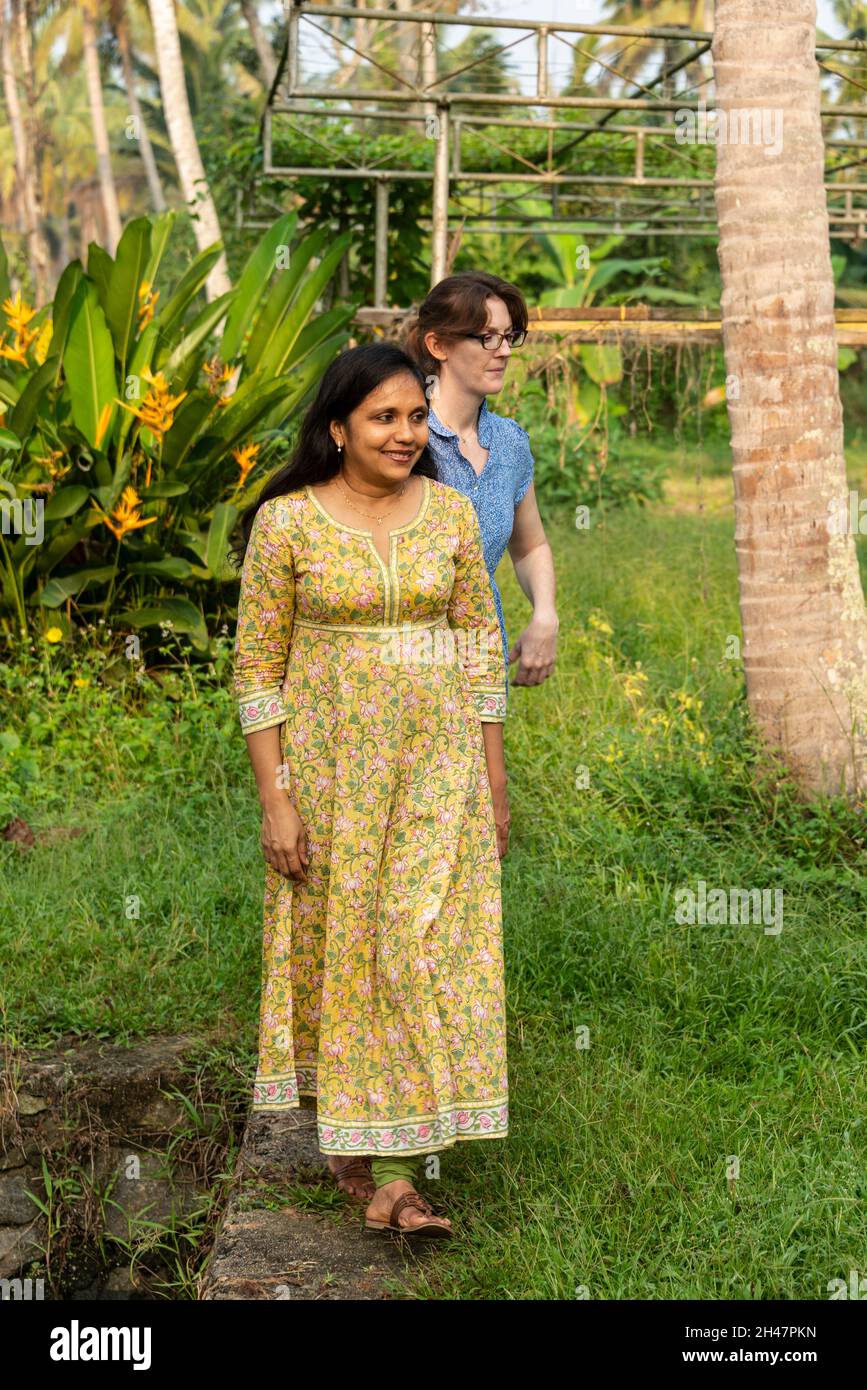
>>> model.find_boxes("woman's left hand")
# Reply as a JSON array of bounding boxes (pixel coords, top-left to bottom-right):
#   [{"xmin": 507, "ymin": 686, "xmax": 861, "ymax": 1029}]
[
  {"xmin": 491, "ymin": 779, "xmax": 510, "ymax": 859},
  {"xmin": 508, "ymin": 614, "xmax": 559, "ymax": 687}
]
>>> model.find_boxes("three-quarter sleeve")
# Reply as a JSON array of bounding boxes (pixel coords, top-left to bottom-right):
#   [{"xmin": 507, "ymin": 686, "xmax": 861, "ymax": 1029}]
[
  {"xmin": 446, "ymin": 495, "xmax": 507, "ymax": 723},
  {"xmin": 233, "ymin": 497, "xmax": 295, "ymax": 734}
]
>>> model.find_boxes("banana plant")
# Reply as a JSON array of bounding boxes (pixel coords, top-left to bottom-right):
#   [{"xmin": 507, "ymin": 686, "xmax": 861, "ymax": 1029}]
[{"xmin": 0, "ymin": 212, "xmax": 355, "ymax": 653}]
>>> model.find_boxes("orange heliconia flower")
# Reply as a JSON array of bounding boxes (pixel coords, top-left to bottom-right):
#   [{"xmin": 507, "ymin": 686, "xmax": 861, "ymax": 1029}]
[
  {"xmin": 91, "ymin": 485, "xmax": 158, "ymax": 541},
  {"xmin": 137, "ymin": 281, "xmax": 160, "ymax": 331},
  {"xmin": 232, "ymin": 441, "xmax": 260, "ymax": 488},
  {"xmin": 117, "ymin": 365, "xmax": 187, "ymax": 439}
]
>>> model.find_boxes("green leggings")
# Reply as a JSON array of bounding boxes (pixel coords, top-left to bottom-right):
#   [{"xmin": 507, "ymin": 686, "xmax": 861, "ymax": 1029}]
[{"xmin": 370, "ymin": 1154, "xmax": 419, "ymax": 1187}]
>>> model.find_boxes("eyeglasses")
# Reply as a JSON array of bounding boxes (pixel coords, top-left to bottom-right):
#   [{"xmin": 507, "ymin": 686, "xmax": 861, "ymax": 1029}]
[{"xmin": 466, "ymin": 330, "xmax": 527, "ymax": 351}]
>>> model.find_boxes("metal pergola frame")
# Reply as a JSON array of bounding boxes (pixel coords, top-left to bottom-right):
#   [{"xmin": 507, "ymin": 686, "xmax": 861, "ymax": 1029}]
[{"xmin": 245, "ymin": 2, "xmax": 867, "ymax": 328}]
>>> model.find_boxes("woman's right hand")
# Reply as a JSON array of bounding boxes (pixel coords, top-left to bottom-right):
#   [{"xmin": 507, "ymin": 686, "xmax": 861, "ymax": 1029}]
[{"xmin": 261, "ymin": 796, "xmax": 309, "ymax": 881}]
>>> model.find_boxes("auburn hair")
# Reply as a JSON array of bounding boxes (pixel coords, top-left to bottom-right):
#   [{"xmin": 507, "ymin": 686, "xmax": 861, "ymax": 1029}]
[{"xmin": 403, "ymin": 272, "xmax": 528, "ymax": 377}]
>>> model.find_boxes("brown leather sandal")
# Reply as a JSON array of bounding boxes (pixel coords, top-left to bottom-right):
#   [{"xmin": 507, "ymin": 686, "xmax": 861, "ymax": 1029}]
[
  {"xmin": 365, "ymin": 1189, "xmax": 453, "ymax": 1241},
  {"xmin": 328, "ymin": 1156, "xmax": 376, "ymax": 1202}
]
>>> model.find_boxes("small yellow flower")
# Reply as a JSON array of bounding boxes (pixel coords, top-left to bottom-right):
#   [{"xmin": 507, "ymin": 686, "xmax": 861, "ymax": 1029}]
[
  {"xmin": 95, "ymin": 402, "xmax": 113, "ymax": 449},
  {"xmin": 0, "ymin": 334, "xmax": 29, "ymax": 365},
  {"xmin": 588, "ymin": 613, "xmax": 613, "ymax": 636},
  {"xmin": 44, "ymin": 626, "xmax": 63, "ymax": 643},
  {"xmin": 137, "ymin": 281, "xmax": 160, "ymax": 330},
  {"xmin": 232, "ymin": 441, "xmax": 260, "ymax": 488},
  {"xmin": 3, "ymin": 291, "xmax": 37, "ymax": 335},
  {"xmin": 203, "ymin": 356, "xmax": 234, "ymax": 389},
  {"xmin": 34, "ymin": 319, "xmax": 53, "ymax": 364},
  {"xmin": 73, "ymin": 677, "xmax": 90, "ymax": 688}
]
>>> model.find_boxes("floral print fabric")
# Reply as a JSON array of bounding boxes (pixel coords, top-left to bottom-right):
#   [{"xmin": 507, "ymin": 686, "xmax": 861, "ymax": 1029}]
[{"xmin": 233, "ymin": 476, "xmax": 508, "ymax": 1155}]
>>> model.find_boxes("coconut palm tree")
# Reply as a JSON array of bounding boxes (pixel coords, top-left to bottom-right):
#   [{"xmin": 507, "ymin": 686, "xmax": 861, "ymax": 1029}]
[
  {"xmin": 146, "ymin": 0, "xmax": 231, "ymax": 300},
  {"xmin": 238, "ymin": 0, "xmax": 275, "ymax": 88},
  {"xmin": 714, "ymin": 0, "xmax": 867, "ymax": 797},
  {"xmin": 1, "ymin": 0, "xmax": 50, "ymax": 298},
  {"xmin": 82, "ymin": 0, "xmax": 123, "ymax": 252},
  {"xmin": 109, "ymin": 0, "xmax": 166, "ymax": 212}
]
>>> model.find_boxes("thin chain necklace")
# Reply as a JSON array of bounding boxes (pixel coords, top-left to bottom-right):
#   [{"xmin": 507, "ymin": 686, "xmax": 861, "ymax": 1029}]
[
  {"xmin": 333, "ymin": 471, "xmax": 409, "ymax": 524},
  {"xmin": 435, "ymin": 403, "xmax": 479, "ymax": 445}
]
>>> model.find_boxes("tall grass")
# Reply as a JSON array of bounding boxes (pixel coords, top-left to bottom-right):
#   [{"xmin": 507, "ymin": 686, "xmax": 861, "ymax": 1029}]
[{"xmin": 3, "ymin": 480, "xmax": 867, "ymax": 1298}]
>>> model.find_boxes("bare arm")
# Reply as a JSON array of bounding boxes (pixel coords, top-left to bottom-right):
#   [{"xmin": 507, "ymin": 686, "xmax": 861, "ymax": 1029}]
[
  {"xmin": 243, "ymin": 726, "xmax": 309, "ymax": 882},
  {"xmin": 506, "ymin": 484, "xmax": 558, "ymax": 686}
]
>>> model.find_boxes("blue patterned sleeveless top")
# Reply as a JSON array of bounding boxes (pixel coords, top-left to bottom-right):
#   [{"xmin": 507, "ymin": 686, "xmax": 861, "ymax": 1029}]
[{"xmin": 426, "ymin": 398, "xmax": 535, "ymax": 706}]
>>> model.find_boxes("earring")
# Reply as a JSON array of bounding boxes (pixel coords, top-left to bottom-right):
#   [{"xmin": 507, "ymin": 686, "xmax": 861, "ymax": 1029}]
[{"xmin": 336, "ymin": 442, "xmax": 343, "ymax": 453}]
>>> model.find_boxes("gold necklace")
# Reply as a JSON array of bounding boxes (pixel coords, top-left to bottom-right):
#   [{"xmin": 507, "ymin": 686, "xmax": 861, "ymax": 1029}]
[{"xmin": 333, "ymin": 473, "xmax": 409, "ymax": 524}]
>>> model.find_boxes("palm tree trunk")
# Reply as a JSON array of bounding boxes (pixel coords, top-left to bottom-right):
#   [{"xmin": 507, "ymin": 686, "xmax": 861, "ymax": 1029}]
[
  {"xmin": 114, "ymin": 4, "xmax": 166, "ymax": 213},
  {"xmin": 714, "ymin": 0, "xmax": 867, "ymax": 797},
  {"xmin": 1, "ymin": 0, "xmax": 50, "ymax": 300},
  {"xmin": 82, "ymin": 0, "xmax": 123, "ymax": 254},
  {"xmin": 146, "ymin": 0, "xmax": 231, "ymax": 301},
  {"xmin": 239, "ymin": 0, "xmax": 276, "ymax": 90}
]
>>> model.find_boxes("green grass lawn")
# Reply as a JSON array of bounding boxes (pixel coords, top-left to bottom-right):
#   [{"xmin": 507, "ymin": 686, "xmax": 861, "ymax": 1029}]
[{"xmin": 3, "ymin": 473, "xmax": 867, "ymax": 1299}]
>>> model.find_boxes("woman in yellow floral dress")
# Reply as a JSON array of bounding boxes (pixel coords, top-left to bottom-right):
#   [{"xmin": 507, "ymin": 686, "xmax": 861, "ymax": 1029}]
[{"xmin": 232, "ymin": 344, "xmax": 509, "ymax": 1239}]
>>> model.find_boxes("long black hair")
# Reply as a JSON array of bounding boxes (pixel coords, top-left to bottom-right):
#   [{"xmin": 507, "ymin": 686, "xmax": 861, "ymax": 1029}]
[{"xmin": 232, "ymin": 343, "xmax": 438, "ymax": 564}]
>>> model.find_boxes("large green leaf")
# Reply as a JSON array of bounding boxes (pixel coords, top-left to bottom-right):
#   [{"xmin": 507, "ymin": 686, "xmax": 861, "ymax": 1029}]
[
  {"xmin": 106, "ymin": 218, "xmax": 152, "ymax": 374},
  {"xmin": 243, "ymin": 225, "xmax": 333, "ymax": 375},
  {"xmin": 143, "ymin": 210, "xmax": 176, "ymax": 289},
  {"xmin": 257, "ymin": 234, "xmax": 351, "ymax": 379},
  {"xmin": 118, "ymin": 321, "xmax": 159, "ymax": 452},
  {"xmin": 205, "ymin": 501, "xmax": 237, "ymax": 580},
  {"xmin": 579, "ymin": 343, "xmax": 623, "ymax": 386},
  {"xmin": 141, "ymin": 480, "xmax": 189, "ymax": 498},
  {"xmin": 153, "ymin": 242, "xmax": 223, "ymax": 339},
  {"xmin": 278, "ymin": 304, "xmax": 356, "ymax": 376},
  {"xmin": 115, "ymin": 597, "xmax": 210, "ymax": 652},
  {"xmin": 43, "ymin": 485, "xmax": 90, "ymax": 522},
  {"xmin": 0, "ymin": 427, "xmax": 21, "ymax": 451},
  {"xmin": 220, "ymin": 212, "xmax": 297, "ymax": 362},
  {"xmin": 160, "ymin": 392, "xmax": 216, "ymax": 471},
  {"xmin": 87, "ymin": 243, "xmax": 113, "ymax": 312},
  {"xmin": 158, "ymin": 290, "xmax": 236, "ymax": 380},
  {"xmin": 260, "ymin": 334, "xmax": 349, "ymax": 432},
  {"xmin": 39, "ymin": 567, "xmax": 116, "ymax": 606},
  {"xmin": 50, "ymin": 260, "xmax": 85, "ymax": 370},
  {"xmin": 9, "ymin": 357, "xmax": 59, "ymax": 439},
  {"xmin": 65, "ymin": 280, "xmax": 119, "ymax": 448},
  {"xmin": 184, "ymin": 377, "xmax": 293, "ymax": 474},
  {"xmin": 126, "ymin": 556, "xmax": 194, "ymax": 581}
]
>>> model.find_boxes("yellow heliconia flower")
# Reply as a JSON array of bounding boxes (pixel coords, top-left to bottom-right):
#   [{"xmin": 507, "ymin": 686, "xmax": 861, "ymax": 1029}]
[
  {"xmin": 44, "ymin": 626, "xmax": 63, "ymax": 643},
  {"xmin": 91, "ymin": 485, "xmax": 158, "ymax": 541},
  {"xmin": 0, "ymin": 334, "xmax": 29, "ymax": 366},
  {"xmin": 232, "ymin": 441, "xmax": 260, "ymax": 488},
  {"xmin": 34, "ymin": 319, "xmax": 53, "ymax": 364},
  {"xmin": 95, "ymin": 403, "xmax": 113, "ymax": 449},
  {"xmin": 3, "ymin": 291, "xmax": 37, "ymax": 336},
  {"xmin": 34, "ymin": 448, "xmax": 70, "ymax": 481},
  {"xmin": 137, "ymin": 281, "xmax": 160, "ymax": 330},
  {"xmin": 116, "ymin": 365, "xmax": 187, "ymax": 439},
  {"xmin": 203, "ymin": 356, "xmax": 234, "ymax": 389}
]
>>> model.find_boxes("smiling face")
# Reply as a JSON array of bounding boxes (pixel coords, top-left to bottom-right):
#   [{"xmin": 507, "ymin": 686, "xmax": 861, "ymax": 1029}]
[
  {"xmin": 329, "ymin": 371, "xmax": 429, "ymax": 485},
  {"xmin": 424, "ymin": 294, "xmax": 514, "ymax": 398}
]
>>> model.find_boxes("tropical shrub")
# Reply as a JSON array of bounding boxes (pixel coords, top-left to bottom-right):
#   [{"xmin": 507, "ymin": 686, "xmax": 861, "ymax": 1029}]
[{"xmin": 0, "ymin": 211, "xmax": 354, "ymax": 655}]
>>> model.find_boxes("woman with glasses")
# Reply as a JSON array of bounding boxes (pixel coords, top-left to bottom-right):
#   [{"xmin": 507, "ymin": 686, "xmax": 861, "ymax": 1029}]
[{"xmin": 405, "ymin": 272, "xmax": 559, "ymax": 849}]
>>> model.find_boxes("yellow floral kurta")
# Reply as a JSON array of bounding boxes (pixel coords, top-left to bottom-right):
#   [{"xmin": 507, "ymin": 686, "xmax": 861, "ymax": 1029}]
[{"xmin": 233, "ymin": 475, "xmax": 508, "ymax": 1156}]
